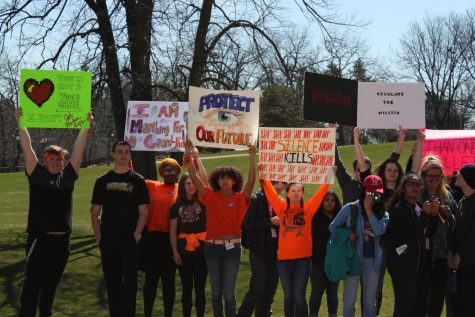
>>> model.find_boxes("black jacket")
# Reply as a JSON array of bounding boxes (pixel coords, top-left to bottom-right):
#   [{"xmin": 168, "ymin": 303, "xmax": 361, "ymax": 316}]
[
  {"xmin": 448, "ymin": 193, "xmax": 475, "ymax": 269},
  {"xmin": 241, "ymin": 188, "xmax": 278, "ymax": 255},
  {"xmin": 386, "ymin": 199, "xmax": 437, "ymax": 272}
]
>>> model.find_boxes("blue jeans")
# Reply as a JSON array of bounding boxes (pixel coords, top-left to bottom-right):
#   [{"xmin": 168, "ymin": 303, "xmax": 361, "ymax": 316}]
[
  {"xmin": 343, "ymin": 257, "xmax": 379, "ymax": 317},
  {"xmin": 204, "ymin": 243, "xmax": 241, "ymax": 317},
  {"xmin": 277, "ymin": 257, "xmax": 311, "ymax": 317},
  {"xmin": 309, "ymin": 264, "xmax": 339, "ymax": 316}
]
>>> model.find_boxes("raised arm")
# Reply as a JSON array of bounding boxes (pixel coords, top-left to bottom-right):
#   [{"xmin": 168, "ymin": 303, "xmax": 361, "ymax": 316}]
[
  {"xmin": 354, "ymin": 127, "xmax": 369, "ymax": 173},
  {"xmin": 191, "ymin": 147, "xmax": 208, "ymax": 186},
  {"xmin": 306, "ymin": 183, "xmax": 330, "ymax": 217},
  {"xmin": 262, "ymin": 179, "xmax": 285, "ymax": 218},
  {"xmin": 69, "ymin": 112, "xmax": 94, "ymax": 173},
  {"xmin": 411, "ymin": 130, "xmax": 426, "ymax": 174},
  {"xmin": 390, "ymin": 126, "xmax": 407, "ymax": 161},
  {"xmin": 15, "ymin": 108, "xmax": 38, "ymax": 175},
  {"xmin": 243, "ymin": 144, "xmax": 257, "ymax": 201},
  {"xmin": 185, "ymin": 139, "xmax": 207, "ymax": 197}
]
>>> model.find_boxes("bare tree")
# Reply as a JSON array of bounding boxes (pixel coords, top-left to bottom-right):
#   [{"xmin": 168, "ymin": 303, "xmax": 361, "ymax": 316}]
[
  {"xmin": 398, "ymin": 13, "xmax": 474, "ymax": 129},
  {"xmin": 0, "ymin": 0, "xmax": 358, "ymax": 177}
]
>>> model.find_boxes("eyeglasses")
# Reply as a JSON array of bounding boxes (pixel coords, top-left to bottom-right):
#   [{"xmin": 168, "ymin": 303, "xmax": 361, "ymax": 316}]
[
  {"xmin": 405, "ymin": 181, "xmax": 422, "ymax": 188},
  {"xmin": 425, "ymin": 174, "xmax": 443, "ymax": 180}
]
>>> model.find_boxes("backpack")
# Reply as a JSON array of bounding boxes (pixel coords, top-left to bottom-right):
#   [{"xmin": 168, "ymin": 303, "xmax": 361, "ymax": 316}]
[{"xmin": 324, "ymin": 203, "xmax": 361, "ymax": 282}]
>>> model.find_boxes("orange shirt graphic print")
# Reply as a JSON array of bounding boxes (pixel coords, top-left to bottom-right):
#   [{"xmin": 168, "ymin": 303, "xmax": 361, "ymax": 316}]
[{"xmin": 281, "ymin": 209, "xmax": 305, "ymax": 237}]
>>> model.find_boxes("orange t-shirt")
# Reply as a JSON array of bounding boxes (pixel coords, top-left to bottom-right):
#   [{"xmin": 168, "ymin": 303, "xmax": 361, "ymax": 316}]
[
  {"xmin": 199, "ymin": 187, "xmax": 249, "ymax": 240},
  {"xmin": 263, "ymin": 179, "xmax": 329, "ymax": 260},
  {"xmin": 145, "ymin": 180, "xmax": 178, "ymax": 232}
]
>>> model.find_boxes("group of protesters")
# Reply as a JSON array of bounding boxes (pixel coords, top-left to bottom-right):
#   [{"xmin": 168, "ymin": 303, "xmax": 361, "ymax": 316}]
[{"xmin": 14, "ymin": 107, "xmax": 475, "ymax": 317}]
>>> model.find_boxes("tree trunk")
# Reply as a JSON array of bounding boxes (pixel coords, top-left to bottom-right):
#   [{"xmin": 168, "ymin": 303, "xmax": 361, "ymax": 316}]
[{"xmin": 123, "ymin": 0, "xmax": 157, "ymax": 180}]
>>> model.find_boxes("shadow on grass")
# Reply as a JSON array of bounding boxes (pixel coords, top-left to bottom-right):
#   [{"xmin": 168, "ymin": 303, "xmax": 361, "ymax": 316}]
[{"xmin": 0, "ymin": 232, "xmax": 108, "ymax": 316}]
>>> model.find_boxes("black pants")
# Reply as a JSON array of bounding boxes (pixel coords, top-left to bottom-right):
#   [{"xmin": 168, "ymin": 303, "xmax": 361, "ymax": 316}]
[
  {"xmin": 178, "ymin": 253, "xmax": 208, "ymax": 317},
  {"xmin": 142, "ymin": 232, "xmax": 176, "ymax": 317},
  {"xmin": 389, "ymin": 266, "xmax": 428, "ymax": 317},
  {"xmin": 309, "ymin": 264, "xmax": 339, "ymax": 316},
  {"xmin": 237, "ymin": 249, "xmax": 279, "ymax": 317},
  {"xmin": 100, "ymin": 235, "xmax": 138, "ymax": 317},
  {"xmin": 426, "ymin": 258, "xmax": 448, "ymax": 317},
  {"xmin": 19, "ymin": 233, "xmax": 70, "ymax": 317},
  {"xmin": 453, "ymin": 264, "xmax": 475, "ymax": 317}
]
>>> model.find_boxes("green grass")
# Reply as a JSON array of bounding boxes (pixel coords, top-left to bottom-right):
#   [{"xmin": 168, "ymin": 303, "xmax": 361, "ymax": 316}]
[{"xmin": 0, "ymin": 142, "xmax": 412, "ymax": 316}]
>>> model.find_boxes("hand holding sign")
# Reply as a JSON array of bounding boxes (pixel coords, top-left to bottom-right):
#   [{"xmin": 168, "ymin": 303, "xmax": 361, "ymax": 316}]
[{"xmin": 19, "ymin": 69, "xmax": 92, "ymax": 129}]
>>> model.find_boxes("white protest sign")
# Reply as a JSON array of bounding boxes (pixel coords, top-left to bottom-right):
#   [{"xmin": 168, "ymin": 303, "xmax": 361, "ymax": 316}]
[
  {"xmin": 188, "ymin": 86, "xmax": 260, "ymax": 149},
  {"xmin": 124, "ymin": 101, "xmax": 188, "ymax": 151},
  {"xmin": 357, "ymin": 82, "xmax": 425, "ymax": 128},
  {"xmin": 258, "ymin": 127, "xmax": 335, "ymax": 184}
]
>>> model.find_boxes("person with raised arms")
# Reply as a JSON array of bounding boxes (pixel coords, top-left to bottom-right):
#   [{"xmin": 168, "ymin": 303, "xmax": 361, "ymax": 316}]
[
  {"xmin": 185, "ymin": 138, "xmax": 256, "ymax": 317},
  {"xmin": 261, "ymin": 172, "xmax": 331, "ymax": 317},
  {"xmin": 15, "ymin": 107, "xmax": 92, "ymax": 317}
]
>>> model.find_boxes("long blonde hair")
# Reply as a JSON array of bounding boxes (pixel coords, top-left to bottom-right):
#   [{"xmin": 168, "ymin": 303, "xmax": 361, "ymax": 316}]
[{"xmin": 421, "ymin": 155, "xmax": 449, "ymax": 203}]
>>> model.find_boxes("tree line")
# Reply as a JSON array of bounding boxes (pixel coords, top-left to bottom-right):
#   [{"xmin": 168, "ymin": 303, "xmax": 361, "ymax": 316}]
[{"xmin": 0, "ymin": 1, "xmax": 473, "ymax": 177}]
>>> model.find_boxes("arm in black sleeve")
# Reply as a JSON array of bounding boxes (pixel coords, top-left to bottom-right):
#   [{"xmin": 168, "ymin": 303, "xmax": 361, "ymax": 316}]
[{"xmin": 335, "ymin": 145, "xmax": 353, "ymax": 188}]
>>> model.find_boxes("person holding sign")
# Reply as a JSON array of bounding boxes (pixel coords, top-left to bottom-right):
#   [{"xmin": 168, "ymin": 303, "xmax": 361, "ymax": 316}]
[
  {"xmin": 238, "ymin": 180, "xmax": 286, "ymax": 317},
  {"xmin": 261, "ymin": 176, "xmax": 330, "ymax": 317},
  {"xmin": 15, "ymin": 107, "xmax": 92, "ymax": 317},
  {"xmin": 185, "ymin": 139, "xmax": 256, "ymax": 317},
  {"xmin": 334, "ymin": 127, "xmax": 372, "ymax": 205},
  {"xmin": 90, "ymin": 140, "xmax": 150, "ymax": 317}
]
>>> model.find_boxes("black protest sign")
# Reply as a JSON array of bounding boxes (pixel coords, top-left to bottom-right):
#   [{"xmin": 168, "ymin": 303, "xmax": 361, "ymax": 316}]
[{"xmin": 303, "ymin": 72, "xmax": 358, "ymax": 126}]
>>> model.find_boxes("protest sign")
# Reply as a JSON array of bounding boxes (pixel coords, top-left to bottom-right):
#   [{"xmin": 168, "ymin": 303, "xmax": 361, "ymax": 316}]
[
  {"xmin": 258, "ymin": 127, "xmax": 335, "ymax": 184},
  {"xmin": 357, "ymin": 82, "xmax": 425, "ymax": 129},
  {"xmin": 303, "ymin": 73, "xmax": 358, "ymax": 126},
  {"xmin": 188, "ymin": 86, "xmax": 260, "ymax": 150},
  {"xmin": 19, "ymin": 69, "xmax": 91, "ymax": 128},
  {"xmin": 422, "ymin": 129, "xmax": 475, "ymax": 174},
  {"xmin": 124, "ymin": 101, "xmax": 188, "ymax": 152},
  {"xmin": 303, "ymin": 72, "xmax": 425, "ymax": 129}
]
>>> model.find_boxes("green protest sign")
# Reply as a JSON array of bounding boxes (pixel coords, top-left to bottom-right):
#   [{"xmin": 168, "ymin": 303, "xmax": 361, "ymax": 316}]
[{"xmin": 19, "ymin": 69, "xmax": 92, "ymax": 128}]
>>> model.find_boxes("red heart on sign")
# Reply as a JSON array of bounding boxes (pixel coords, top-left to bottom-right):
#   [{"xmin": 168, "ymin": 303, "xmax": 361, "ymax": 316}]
[{"xmin": 23, "ymin": 78, "xmax": 55, "ymax": 107}]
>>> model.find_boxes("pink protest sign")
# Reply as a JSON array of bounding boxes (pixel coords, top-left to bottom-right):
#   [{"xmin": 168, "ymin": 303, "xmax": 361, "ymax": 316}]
[{"xmin": 422, "ymin": 129, "xmax": 475, "ymax": 174}]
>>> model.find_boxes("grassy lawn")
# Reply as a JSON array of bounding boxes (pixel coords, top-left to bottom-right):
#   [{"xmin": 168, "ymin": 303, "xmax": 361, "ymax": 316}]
[{"xmin": 0, "ymin": 142, "xmax": 411, "ymax": 316}]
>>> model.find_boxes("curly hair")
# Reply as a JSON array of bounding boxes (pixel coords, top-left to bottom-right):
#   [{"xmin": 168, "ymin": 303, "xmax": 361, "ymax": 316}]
[{"xmin": 208, "ymin": 166, "xmax": 244, "ymax": 192}]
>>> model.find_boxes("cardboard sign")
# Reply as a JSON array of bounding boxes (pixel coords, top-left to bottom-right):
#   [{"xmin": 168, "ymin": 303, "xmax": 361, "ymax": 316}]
[
  {"xmin": 124, "ymin": 101, "xmax": 188, "ymax": 152},
  {"xmin": 258, "ymin": 127, "xmax": 335, "ymax": 184},
  {"xmin": 422, "ymin": 129, "xmax": 475, "ymax": 174},
  {"xmin": 357, "ymin": 82, "xmax": 425, "ymax": 128},
  {"xmin": 303, "ymin": 72, "xmax": 425, "ymax": 129},
  {"xmin": 19, "ymin": 69, "xmax": 91, "ymax": 128},
  {"xmin": 188, "ymin": 86, "xmax": 260, "ymax": 149},
  {"xmin": 303, "ymin": 73, "xmax": 358, "ymax": 126}
]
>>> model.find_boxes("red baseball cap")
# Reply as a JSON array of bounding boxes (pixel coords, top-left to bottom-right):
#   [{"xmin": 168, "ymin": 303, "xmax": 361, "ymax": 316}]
[{"xmin": 363, "ymin": 175, "xmax": 384, "ymax": 194}]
